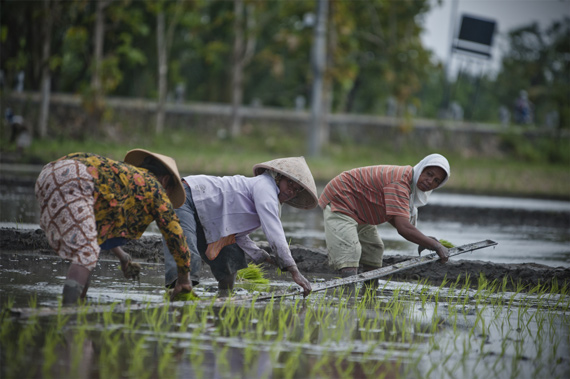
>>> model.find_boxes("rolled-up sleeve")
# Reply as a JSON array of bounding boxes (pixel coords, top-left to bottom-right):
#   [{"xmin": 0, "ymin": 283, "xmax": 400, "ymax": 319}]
[{"xmin": 235, "ymin": 233, "xmax": 270, "ymax": 263}]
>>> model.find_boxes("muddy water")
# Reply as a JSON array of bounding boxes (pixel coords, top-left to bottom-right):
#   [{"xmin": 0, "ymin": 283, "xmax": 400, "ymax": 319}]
[
  {"xmin": 2, "ymin": 183, "xmax": 570, "ymax": 379},
  {"xmin": 2, "ymin": 252, "xmax": 569, "ymax": 379}
]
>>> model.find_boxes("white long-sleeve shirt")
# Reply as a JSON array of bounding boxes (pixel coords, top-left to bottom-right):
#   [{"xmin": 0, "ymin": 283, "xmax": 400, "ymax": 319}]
[{"xmin": 184, "ymin": 172, "xmax": 295, "ymax": 268}]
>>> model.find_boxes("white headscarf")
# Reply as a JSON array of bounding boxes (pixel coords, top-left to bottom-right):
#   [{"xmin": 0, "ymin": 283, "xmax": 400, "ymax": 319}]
[{"xmin": 410, "ymin": 154, "xmax": 451, "ymax": 225}]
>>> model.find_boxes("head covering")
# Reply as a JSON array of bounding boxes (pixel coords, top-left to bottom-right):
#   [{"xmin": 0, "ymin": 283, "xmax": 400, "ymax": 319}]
[
  {"xmin": 253, "ymin": 157, "xmax": 318, "ymax": 209},
  {"xmin": 411, "ymin": 153, "xmax": 451, "ymax": 223},
  {"xmin": 124, "ymin": 149, "xmax": 185, "ymax": 209}
]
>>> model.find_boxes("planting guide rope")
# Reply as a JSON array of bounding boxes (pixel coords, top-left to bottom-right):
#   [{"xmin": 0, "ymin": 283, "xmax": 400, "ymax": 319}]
[{"xmin": 9, "ymin": 240, "xmax": 498, "ymax": 319}]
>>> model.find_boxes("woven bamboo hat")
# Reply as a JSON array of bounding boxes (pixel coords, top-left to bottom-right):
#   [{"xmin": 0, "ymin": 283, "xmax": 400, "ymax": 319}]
[
  {"xmin": 124, "ymin": 149, "xmax": 185, "ymax": 208},
  {"xmin": 253, "ymin": 156, "xmax": 318, "ymax": 209}
]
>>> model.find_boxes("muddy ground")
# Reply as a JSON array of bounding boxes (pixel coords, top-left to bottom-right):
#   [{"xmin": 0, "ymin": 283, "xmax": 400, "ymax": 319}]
[{"xmin": 2, "ymin": 227, "xmax": 568, "ymax": 291}]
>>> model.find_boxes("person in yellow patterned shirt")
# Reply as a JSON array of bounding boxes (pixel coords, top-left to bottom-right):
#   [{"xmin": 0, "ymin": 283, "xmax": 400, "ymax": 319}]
[{"xmin": 35, "ymin": 149, "xmax": 194, "ymax": 304}]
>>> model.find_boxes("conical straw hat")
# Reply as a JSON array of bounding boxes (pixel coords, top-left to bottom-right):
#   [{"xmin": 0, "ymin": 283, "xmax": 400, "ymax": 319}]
[
  {"xmin": 253, "ymin": 156, "xmax": 318, "ymax": 209},
  {"xmin": 124, "ymin": 149, "xmax": 185, "ymax": 208}
]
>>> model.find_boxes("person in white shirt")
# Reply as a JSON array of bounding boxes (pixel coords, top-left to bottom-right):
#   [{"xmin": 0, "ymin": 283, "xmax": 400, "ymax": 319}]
[{"xmin": 163, "ymin": 157, "xmax": 318, "ymax": 297}]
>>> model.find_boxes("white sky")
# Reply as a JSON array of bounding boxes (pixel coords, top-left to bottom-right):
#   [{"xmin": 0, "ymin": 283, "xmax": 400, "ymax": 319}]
[{"xmin": 420, "ymin": 0, "xmax": 570, "ymax": 77}]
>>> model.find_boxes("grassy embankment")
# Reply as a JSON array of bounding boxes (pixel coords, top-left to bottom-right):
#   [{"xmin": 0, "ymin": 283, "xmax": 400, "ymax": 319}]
[{"xmin": 6, "ymin": 128, "xmax": 570, "ymax": 200}]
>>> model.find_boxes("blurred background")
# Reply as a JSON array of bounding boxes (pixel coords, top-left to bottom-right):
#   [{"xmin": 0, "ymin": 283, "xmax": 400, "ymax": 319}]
[
  {"xmin": 0, "ymin": 0, "xmax": 569, "ymax": 198},
  {"xmin": 0, "ymin": 0, "xmax": 569, "ymax": 267}
]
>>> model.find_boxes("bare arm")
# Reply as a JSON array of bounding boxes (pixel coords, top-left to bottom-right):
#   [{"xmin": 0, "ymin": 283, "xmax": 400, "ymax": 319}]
[
  {"xmin": 111, "ymin": 247, "xmax": 132, "ymax": 277},
  {"xmin": 390, "ymin": 216, "xmax": 449, "ymax": 263}
]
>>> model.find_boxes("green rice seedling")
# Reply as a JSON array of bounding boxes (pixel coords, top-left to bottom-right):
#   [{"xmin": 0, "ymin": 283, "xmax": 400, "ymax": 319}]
[
  {"xmin": 309, "ymin": 348, "xmax": 331, "ymax": 377},
  {"xmin": 70, "ymin": 328, "xmax": 88, "ymax": 376},
  {"xmin": 236, "ymin": 263, "xmax": 270, "ymax": 289},
  {"xmin": 499, "ymin": 275, "xmax": 509, "ymax": 293},
  {"xmin": 302, "ymin": 309, "xmax": 314, "ymax": 341},
  {"xmin": 53, "ymin": 302, "xmax": 70, "ymax": 332},
  {"xmin": 102, "ymin": 302, "xmax": 117, "ymax": 327},
  {"xmin": 166, "ymin": 289, "xmax": 200, "ymax": 302},
  {"xmin": 41, "ymin": 328, "xmax": 62, "ymax": 378},
  {"xmin": 0, "ymin": 297, "xmax": 15, "ymax": 340},
  {"xmin": 217, "ymin": 306, "xmax": 236, "ymax": 337},
  {"xmin": 262, "ymin": 296, "xmax": 275, "ymax": 330},
  {"xmin": 178, "ymin": 309, "xmax": 193, "ymax": 332},
  {"xmin": 439, "ymin": 239, "xmax": 455, "ymax": 248},
  {"xmin": 98, "ymin": 331, "xmax": 122, "ymax": 378},
  {"xmin": 188, "ymin": 342, "xmax": 206, "ymax": 379},
  {"xmin": 17, "ymin": 317, "xmax": 40, "ymax": 359},
  {"xmin": 158, "ymin": 342, "xmax": 177, "ymax": 377},
  {"xmin": 127, "ymin": 336, "xmax": 150, "ymax": 379},
  {"xmin": 27, "ymin": 294, "xmax": 38, "ymax": 309},
  {"xmin": 236, "ymin": 302, "xmax": 246, "ymax": 319},
  {"xmin": 281, "ymin": 345, "xmax": 304, "ymax": 379},
  {"xmin": 122, "ymin": 300, "xmax": 138, "ymax": 330},
  {"xmin": 145, "ymin": 303, "xmax": 171, "ymax": 336},
  {"xmin": 334, "ymin": 347, "xmax": 355, "ymax": 378},
  {"xmin": 242, "ymin": 341, "xmax": 256, "ymax": 368},
  {"xmin": 439, "ymin": 276, "xmax": 449, "ymax": 290},
  {"xmin": 215, "ymin": 343, "xmax": 232, "ymax": 375},
  {"xmin": 548, "ymin": 278, "xmax": 559, "ymax": 295},
  {"xmin": 74, "ymin": 302, "xmax": 91, "ymax": 326}
]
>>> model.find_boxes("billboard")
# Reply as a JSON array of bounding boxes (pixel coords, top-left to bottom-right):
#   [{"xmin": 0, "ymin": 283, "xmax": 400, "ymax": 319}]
[{"xmin": 453, "ymin": 14, "xmax": 497, "ymax": 58}]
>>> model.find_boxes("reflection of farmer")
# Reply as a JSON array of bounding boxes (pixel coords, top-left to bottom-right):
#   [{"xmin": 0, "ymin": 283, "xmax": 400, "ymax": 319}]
[
  {"xmin": 163, "ymin": 157, "xmax": 318, "ymax": 297},
  {"xmin": 319, "ymin": 154, "xmax": 451, "ymax": 293},
  {"xmin": 514, "ymin": 90, "xmax": 533, "ymax": 125},
  {"xmin": 34, "ymin": 149, "xmax": 194, "ymax": 304}
]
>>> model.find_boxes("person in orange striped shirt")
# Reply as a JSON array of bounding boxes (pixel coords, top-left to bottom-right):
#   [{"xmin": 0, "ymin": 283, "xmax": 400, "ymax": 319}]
[{"xmin": 318, "ymin": 154, "xmax": 451, "ymax": 294}]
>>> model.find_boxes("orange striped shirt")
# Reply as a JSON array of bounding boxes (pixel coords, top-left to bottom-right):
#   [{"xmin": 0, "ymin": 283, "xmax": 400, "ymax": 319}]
[{"xmin": 318, "ymin": 165, "xmax": 413, "ymax": 225}]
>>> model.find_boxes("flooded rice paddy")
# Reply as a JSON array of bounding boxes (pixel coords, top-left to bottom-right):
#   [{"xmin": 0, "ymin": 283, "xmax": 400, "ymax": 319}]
[
  {"xmin": 2, "ymin": 253, "xmax": 569, "ymax": 379},
  {"xmin": 1, "ymin": 179, "xmax": 570, "ymax": 378}
]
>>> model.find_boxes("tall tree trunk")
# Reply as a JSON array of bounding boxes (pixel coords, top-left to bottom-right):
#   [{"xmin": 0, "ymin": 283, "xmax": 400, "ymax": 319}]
[
  {"xmin": 308, "ymin": 0, "xmax": 328, "ymax": 157},
  {"xmin": 92, "ymin": 0, "xmax": 105, "ymax": 97},
  {"xmin": 230, "ymin": 1, "xmax": 256, "ymax": 138},
  {"xmin": 155, "ymin": 0, "xmax": 182, "ymax": 135},
  {"xmin": 156, "ymin": 11, "xmax": 167, "ymax": 135},
  {"xmin": 39, "ymin": 0, "xmax": 55, "ymax": 139},
  {"xmin": 89, "ymin": 0, "xmax": 108, "ymax": 136},
  {"xmin": 230, "ymin": 0, "xmax": 245, "ymax": 138}
]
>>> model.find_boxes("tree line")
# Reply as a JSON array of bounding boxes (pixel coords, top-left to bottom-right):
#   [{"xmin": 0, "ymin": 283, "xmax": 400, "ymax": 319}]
[{"xmin": 1, "ymin": 0, "xmax": 568, "ymax": 142}]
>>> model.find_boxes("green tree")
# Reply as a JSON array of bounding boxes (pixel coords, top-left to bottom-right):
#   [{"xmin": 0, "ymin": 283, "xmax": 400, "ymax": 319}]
[{"xmin": 495, "ymin": 17, "xmax": 570, "ymax": 129}]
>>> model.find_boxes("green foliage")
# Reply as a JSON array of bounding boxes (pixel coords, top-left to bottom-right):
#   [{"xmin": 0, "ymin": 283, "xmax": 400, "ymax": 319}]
[
  {"xmin": 498, "ymin": 130, "xmax": 569, "ymax": 164},
  {"xmin": 495, "ymin": 18, "xmax": 570, "ymax": 128},
  {"xmin": 0, "ymin": 0, "xmax": 567, "ymax": 129}
]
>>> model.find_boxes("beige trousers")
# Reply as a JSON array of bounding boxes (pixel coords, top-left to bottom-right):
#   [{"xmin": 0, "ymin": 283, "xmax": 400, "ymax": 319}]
[{"xmin": 322, "ymin": 204, "xmax": 384, "ymax": 270}]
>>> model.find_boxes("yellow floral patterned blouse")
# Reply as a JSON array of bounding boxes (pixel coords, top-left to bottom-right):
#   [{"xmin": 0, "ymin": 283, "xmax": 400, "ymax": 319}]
[{"xmin": 60, "ymin": 152, "xmax": 191, "ymax": 275}]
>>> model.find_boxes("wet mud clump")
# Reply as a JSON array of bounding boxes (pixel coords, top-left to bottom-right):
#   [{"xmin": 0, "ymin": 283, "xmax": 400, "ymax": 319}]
[
  {"xmin": 2, "ymin": 228, "xmax": 569, "ymax": 292},
  {"xmin": 124, "ymin": 261, "xmax": 142, "ymax": 281}
]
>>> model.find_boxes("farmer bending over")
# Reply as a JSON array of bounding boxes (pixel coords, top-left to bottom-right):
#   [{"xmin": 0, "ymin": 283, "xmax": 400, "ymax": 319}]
[
  {"xmin": 35, "ymin": 149, "xmax": 194, "ymax": 305},
  {"xmin": 319, "ymin": 153, "xmax": 451, "ymax": 294},
  {"xmin": 162, "ymin": 157, "xmax": 318, "ymax": 297}
]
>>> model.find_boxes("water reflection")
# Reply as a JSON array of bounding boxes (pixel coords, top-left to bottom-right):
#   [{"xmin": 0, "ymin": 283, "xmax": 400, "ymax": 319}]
[{"xmin": 5, "ymin": 278, "xmax": 567, "ymax": 379}]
